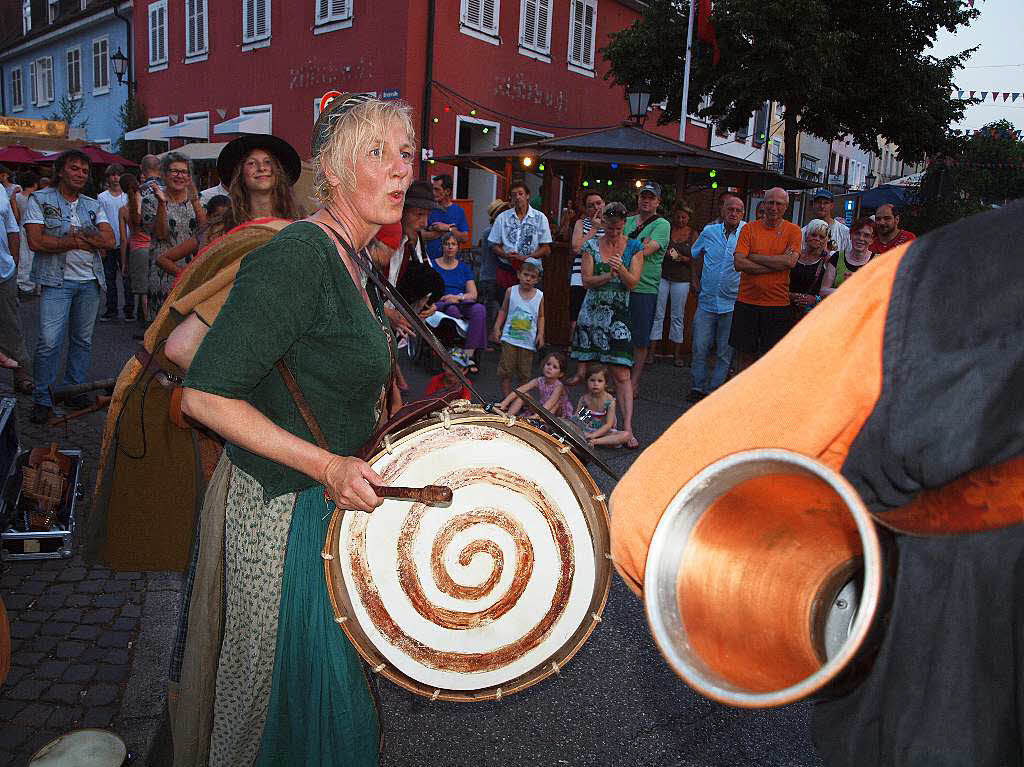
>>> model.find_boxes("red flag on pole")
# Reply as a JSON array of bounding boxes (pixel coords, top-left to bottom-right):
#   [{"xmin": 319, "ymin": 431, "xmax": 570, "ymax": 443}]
[{"xmin": 697, "ymin": 0, "xmax": 720, "ymax": 66}]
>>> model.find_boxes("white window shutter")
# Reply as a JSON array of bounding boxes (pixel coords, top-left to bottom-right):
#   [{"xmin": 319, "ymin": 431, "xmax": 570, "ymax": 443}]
[
  {"xmin": 316, "ymin": 0, "xmax": 329, "ymax": 22},
  {"xmin": 149, "ymin": 6, "xmax": 158, "ymax": 64},
  {"xmin": 244, "ymin": 0, "xmax": 254, "ymax": 40},
  {"xmin": 197, "ymin": 0, "xmax": 206, "ymax": 52},
  {"xmin": 159, "ymin": 6, "xmax": 166, "ymax": 61},
  {"xmin": 537, "ymin": 0, "xmax": 549, "ymax": 52},
  {"xmin": 464, "ymin": 0, "xmax": 482, "ymax": 27},
  {"xmin": 255, "ymin": 0, "xmax": 267, "ymax": 38},
  {"xmin": 582, "ymin": 1, "xmax": 594, "ymax": 67},
  {"xmin": 482, "ymin": 0, "xmax": 497, "ymax": 33},
  {"xmin": 29, "ymin": 61, "xmax": 35, "ymax": 105},
  {"xmin": 520, "ymin": 0, "xmax": 536, "ymax": 48},
  {"xmin": 570, "ymin": 0, "xmax": 583, "ymax": 64},
  {"xmin": 187, "ymin": 0, "xmax": 196, "ymax": 54}
]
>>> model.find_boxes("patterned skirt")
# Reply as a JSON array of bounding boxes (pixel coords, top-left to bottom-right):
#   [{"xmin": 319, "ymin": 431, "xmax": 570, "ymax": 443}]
[
  {"xmin": 570, "ymin": 285, "xmax": 634, "ymax": 368},
  {"xmin": 170, "ymin": 455, "xmax": 380, "ymax": 767}
]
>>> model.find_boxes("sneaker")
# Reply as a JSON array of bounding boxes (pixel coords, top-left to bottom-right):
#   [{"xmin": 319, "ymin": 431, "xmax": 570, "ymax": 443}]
[
  {"xmin": 99, "ymin": 310, "xmax": 117, "ymax": 322},
  {"xmin": 30, "ymin": 404, "xmax": 51, "ymax": 424},
  {"xmin": 686, "ymin": 389, "xmax": 705, "ymax": 404}
]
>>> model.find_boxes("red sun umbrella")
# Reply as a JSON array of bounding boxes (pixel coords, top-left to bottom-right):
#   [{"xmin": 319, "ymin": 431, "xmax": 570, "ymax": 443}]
[
  {"xmin": 0, "ymin": 144, "xmax": 48, "ymax": 165},
  {"xmin": 79, "ymin": 144, "xmax": 138, "ymax": 167}
]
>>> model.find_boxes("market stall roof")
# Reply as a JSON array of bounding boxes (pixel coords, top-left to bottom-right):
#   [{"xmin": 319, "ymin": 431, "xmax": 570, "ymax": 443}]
[
  {"xmin": 158, "ymin": 142, "xmax": 228, "ymax": 162},
  {"xmin": 433, "ymin": 124, "xmax": 816, "ymax": 191},
  {"xmin": 79, "ymin": 144, "xmax": 138, "ymax": 166}
]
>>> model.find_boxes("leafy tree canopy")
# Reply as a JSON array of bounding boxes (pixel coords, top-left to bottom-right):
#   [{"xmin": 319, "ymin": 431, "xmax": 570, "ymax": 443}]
[{"xmin": 603, "ymin": 0, "xmax": 979, "ymax": 176}]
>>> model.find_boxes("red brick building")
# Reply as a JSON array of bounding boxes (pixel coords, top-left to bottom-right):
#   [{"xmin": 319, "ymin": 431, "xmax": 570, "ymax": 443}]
[{"xmin": 128, "ymin": 0, "xmax": 709, "ymax": 230}]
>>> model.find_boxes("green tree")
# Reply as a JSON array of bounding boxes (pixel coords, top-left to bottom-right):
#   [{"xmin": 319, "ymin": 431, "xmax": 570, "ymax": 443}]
[
  {"xmin": 48, "ymin": 94, "xmax": 89, "ymax": 132},
  {"xmin": 116, "ymin": 94, "xmax": 148, "ymax": 163},
  {"xmin": 905, "ymin": 119, "xmax": 1024, "ymax": 234},
  {"xmin": 602, "ymin": 0, "xmax": 978, "ymax": 177}
]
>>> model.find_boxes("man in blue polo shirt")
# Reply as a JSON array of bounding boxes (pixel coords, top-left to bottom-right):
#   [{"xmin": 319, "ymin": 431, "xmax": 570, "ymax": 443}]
[
  {"xmin": 423, "ymin": 173, "xmax": 469, "ymax": 261},
  {"xmin": 688, "ymin": 192, "xmax": 745, "ymax": 402}
]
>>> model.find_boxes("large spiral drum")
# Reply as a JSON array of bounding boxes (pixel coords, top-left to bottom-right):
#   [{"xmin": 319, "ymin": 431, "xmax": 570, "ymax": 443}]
[{"xmin": 324, "ymin": 404, "xmax": 612, "ymax": 702}]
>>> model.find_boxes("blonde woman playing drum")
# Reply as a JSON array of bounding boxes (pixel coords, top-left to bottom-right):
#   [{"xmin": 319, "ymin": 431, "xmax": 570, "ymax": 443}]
[{"xmin": 172, "ymin": 96, "xmax": 413, "ymax": 767}]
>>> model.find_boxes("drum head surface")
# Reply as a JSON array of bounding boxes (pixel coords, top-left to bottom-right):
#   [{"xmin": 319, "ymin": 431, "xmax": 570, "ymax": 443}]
[
  {"xmin": 30, "ymin": 729, "xmax": 126, "ymax": 766},
  {"xmin": 327, "ymin": 410, "xmax": 610, "ymax": 700}
]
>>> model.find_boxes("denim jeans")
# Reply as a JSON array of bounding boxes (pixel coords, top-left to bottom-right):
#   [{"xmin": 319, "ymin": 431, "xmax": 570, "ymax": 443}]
[
  {"xmin": 33, "ymin": 279, "xmax": 101, "ymax": 406},
  {"xmin": 690, "ymin": 306, "xmax": 734, "ymax": 393},
  {"xmin": 103, "ymin": 248, "xmax": 131, "ymax": 315},
  {"xmin": 650, "ymin": 278, "xmax": 690, "ymax": 343}
]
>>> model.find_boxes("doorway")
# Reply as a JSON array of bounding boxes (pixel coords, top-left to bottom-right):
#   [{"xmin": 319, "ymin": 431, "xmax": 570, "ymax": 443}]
[{"xmin": 455, "ymin": 116, "xmax": 500, "ymax": 245}]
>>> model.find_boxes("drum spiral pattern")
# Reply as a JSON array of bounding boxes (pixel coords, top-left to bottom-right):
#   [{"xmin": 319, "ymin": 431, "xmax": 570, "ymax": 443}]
[{"xmin": 339, "ymin": 422, "xmax": 597, "ymax": 691}]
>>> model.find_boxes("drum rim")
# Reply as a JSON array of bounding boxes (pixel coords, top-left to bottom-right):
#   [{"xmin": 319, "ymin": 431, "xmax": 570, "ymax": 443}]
[
  {"xmin": 30, "ymin": 728, "xmax": 127, "ymax": 763},
  {"xmin": 324, "ymin": 406, "xmax": 612, "ymax": 702}
]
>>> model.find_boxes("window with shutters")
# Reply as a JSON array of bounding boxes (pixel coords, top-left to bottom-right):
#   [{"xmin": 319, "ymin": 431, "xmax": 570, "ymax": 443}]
[
  {"xmin": 36, "ymin": 57, "xmax": 54, "ymax": 105},
  {"xmin": 149, "ymin": 0, "xmax": 168, "ymax": 68},
  {"xmin": 185, "ymin": 0, "xmax": 208, "ymax": 59},
  {"xmin": 314, "ymin": 0, "xmax": 352, "ymax": 33},
  {"xmin": 460, "ymin": 0, "xmax": 500, "ymax": 45},
  {"xmin": 66, "ymin": 47, "xmax": 82, "ymax": 99},
  {"xmin": 11, "ymin": 69, "xmax": 23, "ymax": 112},
  {"xmin": 48, "ymin": 0, "xmax": 57, "ymax": 24},
  {"xmin": 29, "ymin": 62, "xmax": 36, "ymax": 106},
  {"xmin": 92, "ymin": 37, "xmax": 109, "ymax": 94},
  {"xmin": 567, "ymin": 0, "xmax": 597, "ymax": 75},
  {"xmin": 519, "ymin": 0, "xmax": 551, "ymax": 60},
  {"xmin": 22, "ymin": 0, "xmax": 31, "ymax": 34},
  {"xmin": 242, "ymin": 0, "xmax": 271, "ymax": 47}
]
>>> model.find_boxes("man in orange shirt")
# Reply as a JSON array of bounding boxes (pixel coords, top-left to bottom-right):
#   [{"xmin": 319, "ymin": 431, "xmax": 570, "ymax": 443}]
[{"xmin": 729, "ymin": 187, "xmax": 802, "ymax": 371}]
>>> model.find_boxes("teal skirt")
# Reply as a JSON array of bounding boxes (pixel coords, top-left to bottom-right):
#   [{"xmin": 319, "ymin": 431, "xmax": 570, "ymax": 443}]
[{"xmin": 256, "ymin": 487, "xmax": 380, "ymax": 766}]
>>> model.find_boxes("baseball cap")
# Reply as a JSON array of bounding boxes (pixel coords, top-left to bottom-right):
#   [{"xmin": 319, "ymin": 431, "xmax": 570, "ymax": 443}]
[
  {"xmin": 812, "ymin": 189, "xmax": 834, "ymax": 201},
  {"xmin": 639, "ymin": 181, "xmax": 662, "ymax": 197},
  {"xmin": 522, "ymin": 257, "xmax": 544, "ymax": 274}
]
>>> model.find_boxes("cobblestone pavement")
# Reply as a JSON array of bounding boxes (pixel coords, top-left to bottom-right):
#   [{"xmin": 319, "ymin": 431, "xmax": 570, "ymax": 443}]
[{"xmin": 1, "ymin": 292, "xmax": 823, "ymax": 767}]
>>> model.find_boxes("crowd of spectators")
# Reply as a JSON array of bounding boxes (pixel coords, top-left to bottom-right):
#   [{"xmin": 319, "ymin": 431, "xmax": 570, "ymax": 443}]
[{"xmin": 0, "ymin": 146, "xmax": 916, "ymax": 445}]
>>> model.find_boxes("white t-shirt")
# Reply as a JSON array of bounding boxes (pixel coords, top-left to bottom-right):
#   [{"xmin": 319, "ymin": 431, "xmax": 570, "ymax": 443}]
[
  {"xmin": 98, "ymin": 189, "xmax": 127, "ymax": 247},
  {"xmin": 0, "ymin": 189, "xmax": 19, "ymax": 282},
  {"xmin": 23, "ymin": 193, "xmax": 109, "ymax": 281}
]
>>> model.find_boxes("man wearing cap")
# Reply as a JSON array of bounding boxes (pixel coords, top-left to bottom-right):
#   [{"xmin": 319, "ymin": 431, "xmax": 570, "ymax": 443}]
[
  {"xmin": 871, "ymin": 203, "xmax": 916, "ymax": 254},
  {"xmin": 422, "ymin": 173, "xmax": 469, "ymax": 261},
  {"xmin": 804, "ymin": 189, "xmax": 850, "ymax": 258},
  {"xmin": 730, "ymin": 186, "xmax": 801, "ymax": 373},
  {"xmin": 625, "ymin": 181, "xmax": 671, "ymax": 409},
  {"xmin": 488, "ymin": 179, "xmax": 552, "ymax": 291},
  {"xmin": 388, "ymin": 179, "xmax": 440, "ymax": 287}
]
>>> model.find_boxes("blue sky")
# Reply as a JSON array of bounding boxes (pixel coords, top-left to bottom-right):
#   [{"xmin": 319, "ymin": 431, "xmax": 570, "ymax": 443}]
[{"xmin": 931, "ymin": 0, "xmax": 1022, "ymax": 132}]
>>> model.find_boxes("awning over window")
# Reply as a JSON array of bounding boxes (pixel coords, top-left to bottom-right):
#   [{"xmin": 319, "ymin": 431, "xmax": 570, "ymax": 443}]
[
  {"xmin": 124, "ymin": 118, "xmax": 171, "ymax": 142},
  {"xmin": 162, "ymin": 114, "xmax": 209, "ymax": 140},
  {"xmin": 213, "ymin": 109, "xmax": 271, "ymax": 136}
]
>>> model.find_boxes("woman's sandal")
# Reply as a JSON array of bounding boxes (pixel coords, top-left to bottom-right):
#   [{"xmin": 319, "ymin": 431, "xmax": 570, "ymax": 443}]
[{"xmin": 625, "ymin": 433, "xmax": 640, "ymax": 450}]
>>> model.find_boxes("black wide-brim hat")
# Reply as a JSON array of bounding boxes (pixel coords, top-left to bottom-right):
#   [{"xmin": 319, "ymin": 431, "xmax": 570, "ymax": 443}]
[{"xmin": 217, "ymin": 134, "xmax": 302, "ymax": 187}]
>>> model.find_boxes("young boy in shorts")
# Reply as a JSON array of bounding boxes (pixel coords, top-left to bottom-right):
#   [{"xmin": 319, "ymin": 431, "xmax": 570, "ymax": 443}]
[{"xmin": 492, "ymin": 257, "xmax": 545, "ymax": 397}]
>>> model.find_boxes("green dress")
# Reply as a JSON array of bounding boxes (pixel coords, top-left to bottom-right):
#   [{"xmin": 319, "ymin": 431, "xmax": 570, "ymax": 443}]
[
  {"xmin": 183, "ymin": 221, "xmax": 390, "ymax": 767},
  {"xmin": 571, "ymin": 237, "xmax": 643, "ymax": 367}
]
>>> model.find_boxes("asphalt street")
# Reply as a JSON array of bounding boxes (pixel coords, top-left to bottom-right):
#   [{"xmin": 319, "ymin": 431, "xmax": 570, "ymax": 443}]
[{"xmin": 1, "ymin": 292, "xmax": 826, "ymax": 767}]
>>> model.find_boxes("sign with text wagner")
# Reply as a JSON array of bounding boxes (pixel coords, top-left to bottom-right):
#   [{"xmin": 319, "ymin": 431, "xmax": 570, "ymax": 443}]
[{"xmin": 0, "ymin": 116, "xmax": 68, "ymax": 138}]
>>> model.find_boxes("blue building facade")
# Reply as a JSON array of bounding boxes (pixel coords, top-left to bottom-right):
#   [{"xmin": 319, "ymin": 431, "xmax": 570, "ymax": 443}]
[{"xmin": 0, "ymin": 1, "xmax": 133, "ymax": 149}]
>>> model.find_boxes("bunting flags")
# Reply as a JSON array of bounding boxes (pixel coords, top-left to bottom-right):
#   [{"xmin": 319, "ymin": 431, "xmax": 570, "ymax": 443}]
[{"xmin": 951, "ymin": 89, "xmax": 1021, "ymax": 103}]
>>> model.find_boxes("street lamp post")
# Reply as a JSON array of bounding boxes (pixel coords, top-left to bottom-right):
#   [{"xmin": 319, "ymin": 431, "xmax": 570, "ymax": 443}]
[
  {"xmin": 626, "ymin": 86, "xmax": 652, "ymax": 128},
  {"xmin": 111, "ymin": 47, "xmax": 134, "ymax": 96}
]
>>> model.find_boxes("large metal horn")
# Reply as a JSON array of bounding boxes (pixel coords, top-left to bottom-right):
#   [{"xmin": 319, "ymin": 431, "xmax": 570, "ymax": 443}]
[{"xmin": 644, "ymin": 449, "xmax": 885, "ymax": 708}]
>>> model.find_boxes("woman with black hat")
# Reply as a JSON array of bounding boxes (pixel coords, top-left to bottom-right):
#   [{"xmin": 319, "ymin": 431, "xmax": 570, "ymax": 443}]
[
  {"xmin": 164, "ymin": 134, "xmax": 302, "ymax": 370},
  {"xmin": 205, "ymin": 134, "xmax": 303, "ymax": 243}
]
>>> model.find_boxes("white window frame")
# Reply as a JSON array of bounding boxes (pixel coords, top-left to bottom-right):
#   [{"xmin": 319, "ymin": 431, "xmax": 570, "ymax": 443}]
[
  {"xmin": 518, "ymin": 0, "xmax": 551, "ymax": 61},
  {"xmin": 29, "ymin": 61, "xmax": 36, "ymax": 106},
  {"xmin": 92, "ymin": 37, "xmax": 110, "ymax": 94},
  {"xmin": 242, "ymin": 0, "xmax": 271, "ymax": 50},
  {"xmin": 36, "ymin": 56, "xmax": 54, "ymax": 106},
  {"xmin": 314, "ymin": 0, "xmax": 352, "ymax": 34},
  {"xmin": 510, "ymin": 126, "xmax": 552, "ymax": 144},
  {"xmin": 567, "ymin": 0, "xmax": 597, "ymax": 77},
  {"xmin": 22, "ymin": 0, "xmax": 31, "ymax": 34},
  {"xmin": 11, "ymin": 69, "xmax": 24, "ymax": 112},
  {"xmin": 48, "ymin": 0, "xmax": 58, "ymax": 24},
  {"xmin": 460, "ymin": 0, "xmax": 500, "ymax": 46},
  {"xmin": 185, "ymin": 0, "xmax": 209, "ymax": 61},
  {"xmin": 149, "ymin": 0, "xmax": 168, "ymax": 70},
  {"xmin": 66, "ymin": 46, "xmax": 82, "ymax": 100}
]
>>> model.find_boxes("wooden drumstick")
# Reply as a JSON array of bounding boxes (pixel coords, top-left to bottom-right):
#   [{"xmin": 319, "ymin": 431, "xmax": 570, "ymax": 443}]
[{"xmin": 370, "ymin": 484, "xmax": 453, "ymax": 506}]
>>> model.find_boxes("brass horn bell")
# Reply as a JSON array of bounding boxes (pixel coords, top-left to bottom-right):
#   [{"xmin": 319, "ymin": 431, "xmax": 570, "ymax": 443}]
[{"xmin": 644, "ymin": 449, "xmax": 886, "ymax": 708}]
